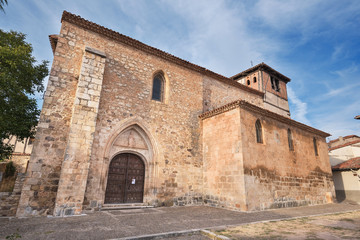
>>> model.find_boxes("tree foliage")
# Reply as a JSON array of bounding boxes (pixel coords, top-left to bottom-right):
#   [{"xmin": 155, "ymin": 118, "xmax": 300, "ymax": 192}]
[{"xmin": 0, "ymin": 29, "xmax": 48, "ymax": 160}]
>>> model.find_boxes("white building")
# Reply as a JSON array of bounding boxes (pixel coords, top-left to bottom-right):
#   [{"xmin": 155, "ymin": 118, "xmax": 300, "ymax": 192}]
[{"xmin": 329, "ymin": 135, "xmax": 360, "ymax": 203}]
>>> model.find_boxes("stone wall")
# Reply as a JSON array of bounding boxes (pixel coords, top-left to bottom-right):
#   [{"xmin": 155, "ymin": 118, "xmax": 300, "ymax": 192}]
[
  {"xmin": 333, "ymin": 170, "xmax": 360, "ymax": 203},
  {"xmin": 9, "ymin": 154, "xmax": 30, "ymax": 173},
  {"xmin": 53, "ymin": 47, "xmax": 106, "ymax": 216},
  {"xmin": 18, "ymin": 14, "xmax": 264, "ymax": 216},
  {"xmin": 16, "ymin": 19, "xmax": 85, "ymax": 216},
  {"xmin": 235, "ymin": 70, "xmax": 290, "ymax": 118},
  {"xmin": 202, "ymin": 108, "xmax": 247, "ymax": 211},
  {"xmin": 0, "ymin": 156, "xmax": 29, "ymax": 216},
  {"xmin": 199, "ymin": 101, "xmax": 334, "ymax": 211},
  {"xmin": 0, "ymin": 173, "xmax": 25, "ymax": 216},
  {"xmin": 203, "ymin": 76, "xmax": 263, "ymax": 112},
  {"xmin": 58, "ymin": 15, "xmax": 265, "ymax": 210},
  {"xmin": 262, "ymin": 71, "xmax": 288, "ymax": 100},
  {"xmin": 239, "ymin": 106, "xmax": 335, "ymax": 211},
  {"xmin": 17, "ymin": 11, "xmax": 334, "ymax": 216}
]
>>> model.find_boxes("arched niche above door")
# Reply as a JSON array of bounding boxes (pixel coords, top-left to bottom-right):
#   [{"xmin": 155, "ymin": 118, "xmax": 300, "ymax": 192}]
[
  {"xmin": 112, "ymin": 127, "xmax": 148, "ymax": 150},
  {"xmin": 107, "ymin": 123, "xmax": 155, "ymax": 165}
]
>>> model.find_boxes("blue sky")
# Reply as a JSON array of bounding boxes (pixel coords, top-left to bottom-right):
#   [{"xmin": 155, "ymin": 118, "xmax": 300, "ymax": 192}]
[{"xmin": 1, "ymin": 0, "xmax": 359, "ymax": 140}]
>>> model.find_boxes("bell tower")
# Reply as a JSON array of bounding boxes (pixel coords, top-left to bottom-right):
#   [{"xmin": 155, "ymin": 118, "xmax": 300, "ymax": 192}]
[{"xmin": 230, "ymin": 62, "xmax": 291, "ymax": 118}]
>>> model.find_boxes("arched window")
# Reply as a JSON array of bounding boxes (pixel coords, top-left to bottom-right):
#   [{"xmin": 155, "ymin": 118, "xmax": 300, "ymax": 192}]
[
  {"xmin": 253, "ymin": 77, "xmax": 257, "ymax": 83},
  {"xmin": 288, "ymin": 129, "xmax": 294, "ymax": 151},
  {"xmin": 151, "ymin": 72, "xmax": 164, "ymax": 101},
  {"xmin": 255, "ymin": 119, "xmax": 263, "ymax": 143},
  {"xmin": 313, "ymin": 137, "xmax": 318, "ymax": 156},
  {"xmin": 247, "ymin": 80, "xmax": 250, "ymax": 85}
]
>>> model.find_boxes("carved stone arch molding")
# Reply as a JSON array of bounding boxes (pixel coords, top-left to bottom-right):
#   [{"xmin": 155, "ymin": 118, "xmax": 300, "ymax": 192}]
[{"xmin": 100, "ymin": 117, "xmax": 159, "ymax": 205}]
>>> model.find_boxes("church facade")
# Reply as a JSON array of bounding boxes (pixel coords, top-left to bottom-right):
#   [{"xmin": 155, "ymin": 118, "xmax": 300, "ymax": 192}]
[{"xmin": 16, "ymin": 11, "xmax": 335, "ymax": 217}]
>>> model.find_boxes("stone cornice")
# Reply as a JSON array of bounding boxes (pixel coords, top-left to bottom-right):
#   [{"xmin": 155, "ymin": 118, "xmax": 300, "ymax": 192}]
[
  {"xmin": 199, "ymin": 100, "xmax": 242, "ymax": 120},
  {"xmin": 60, "ymin": 11, "xmax": 264, "ymax": 97},
  {"xmin": 199, "ymin": 100, "xmax": 330, "ymax": 138},
  {"xmin": 85, "ymin": 46, "xmax": 106, "ymax": 58}
]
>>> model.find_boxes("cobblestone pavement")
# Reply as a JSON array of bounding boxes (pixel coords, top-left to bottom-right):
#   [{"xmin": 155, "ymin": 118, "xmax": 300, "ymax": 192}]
[{"xmin": 0, "ymin": 203, "xmax": 359, "ymax": 240}]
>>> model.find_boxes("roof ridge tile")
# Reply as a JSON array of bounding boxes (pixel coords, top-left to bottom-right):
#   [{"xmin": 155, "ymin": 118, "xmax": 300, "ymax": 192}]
[{"xmin": 60, "ymin": 11, "xmax": 264, "ymax": 96}]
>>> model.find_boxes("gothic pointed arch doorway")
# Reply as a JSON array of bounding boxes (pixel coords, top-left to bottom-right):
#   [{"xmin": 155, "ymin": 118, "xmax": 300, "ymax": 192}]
[{"xmin": 105, "ymin": 153, "xmax": 145, "ymax": 204}]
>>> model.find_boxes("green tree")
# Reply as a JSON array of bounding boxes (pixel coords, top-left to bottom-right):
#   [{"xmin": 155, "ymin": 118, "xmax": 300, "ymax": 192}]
[
  {"xmin": 0, "ymin": 0, "xmax": 8, "ymax": 13},
  {"xmin": 0, "ymin": 29, "xmax": 48, "ymax": 161}
]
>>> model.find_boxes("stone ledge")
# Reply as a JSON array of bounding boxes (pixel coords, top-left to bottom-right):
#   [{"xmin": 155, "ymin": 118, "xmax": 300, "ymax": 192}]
[
  {"xmin": 199, "ymin": 100, "xmax": 330, "ymax": 137},
  {"xmin": 85, "ymin": 46, "xmax": 106, "ymax": 58}
]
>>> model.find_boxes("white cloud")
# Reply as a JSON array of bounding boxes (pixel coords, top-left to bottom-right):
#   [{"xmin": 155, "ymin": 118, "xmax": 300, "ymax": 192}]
[
  {"xmin": 2, "ymin": 0, "xmax": 359, "ymax": 138},
  {"xmin": 155, "ymin": 0, "xmax": 287, "ymax": 76},
  {"xmin": 287, "ymin": 86, "xmax": 310, "ymax": 125},
  {"xmin": 312, "ymin": 100, "xmax": 360, "ymax": 140},
  {"xmin": 252, "ymin": 0, "xmax": 360, "ymax": 46},
  {"xmin": 331, "ymin": 45, "xmax": 345, "ymax": 61},
  {"xmin": 254, "ymin": 0, "xmax": 321, "ymax": 30},
  {"xmin": 332, "ymin": 64, "xmax": 359, "ymax": 79},
  {"xmin": 324, "ymin": 82, "xmax": 360, "ymax": 98}
]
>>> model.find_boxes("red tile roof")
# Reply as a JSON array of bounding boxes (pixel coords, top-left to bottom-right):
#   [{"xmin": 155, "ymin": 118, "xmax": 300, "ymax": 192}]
[
  {"xmin": 332, "ymin": 157, "xmax": 360, "ymax": 171},
  {"xmin": 49, "ymin": 34, "xmax": 58, "ymax": 54},
  {"xmin": 199, "ymin": 100, "xmax": 330, "ymax": 138},
  {"xmin": 230, "ymin": 62, "xmax": 291, "ymax": 83},
  {"xmin": 328, "ymin": 135, "xmax": 360, "ymax": 144},
  {"xmin": 60, "ymin": 11, "xmax": 264, "ymax": 97},
  {"xmin": 328, "ymin": 139, "xmax": 360, "ymax": 151}
]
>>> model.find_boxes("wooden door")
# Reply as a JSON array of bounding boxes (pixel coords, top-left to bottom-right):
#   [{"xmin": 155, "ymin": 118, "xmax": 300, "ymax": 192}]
[{"xmin": 105, "ymin": 153, "xmax": 145, "ymax": 204}]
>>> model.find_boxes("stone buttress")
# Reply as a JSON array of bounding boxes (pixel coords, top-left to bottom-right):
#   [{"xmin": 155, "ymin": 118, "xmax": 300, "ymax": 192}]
[
  {"xmin": 54, "ymin": 47, "xmax": 106, "ymax": 216},
  {"xmin": 16, "ymin": 46, "xmax": 106, "ymax": 217}
]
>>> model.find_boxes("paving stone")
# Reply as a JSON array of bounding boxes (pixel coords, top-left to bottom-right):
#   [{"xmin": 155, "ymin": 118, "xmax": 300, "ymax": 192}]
[{"xmin": 1, "ymin": 203, "xmax": 359, "ymax": 240}]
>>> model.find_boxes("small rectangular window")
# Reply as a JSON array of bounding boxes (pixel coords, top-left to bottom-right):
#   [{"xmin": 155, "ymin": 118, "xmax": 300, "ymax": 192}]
[
  {"xmin": 270, "ymin": 76, "xmax": 280, "ymax": 92},
  {"xmin": 270, "ymin": 76, "xmax": 275, "ymax": 90},
  {"xmin": 275, "ymin": 79, "xmax": 280, "ymax": 92}
]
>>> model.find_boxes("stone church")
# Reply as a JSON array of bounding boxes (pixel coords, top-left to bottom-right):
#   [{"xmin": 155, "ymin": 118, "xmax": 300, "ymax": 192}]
[{"xmin": 16, "ymin": 11, "xmax": 335, "ymax": 217}]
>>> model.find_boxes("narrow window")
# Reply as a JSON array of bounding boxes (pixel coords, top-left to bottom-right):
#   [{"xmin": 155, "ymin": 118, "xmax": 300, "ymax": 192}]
[
  {"xmin": 151, "ymin": 73, "xmax": 164, "ymax": 101},
  {"xmin": 288, "ymin": 129, "xmax": 294, "ymax": 151},
  {"xmin": 270, "ymin": 76, "xmax": 275, "ymax": 90},
  {"xmin": 255, "ymin": 119, "xmax": 263, "ymax": 143},
  {"xmin": 247, "ymin": 80, "xmax": 250, "ymax": 85},
  {"xmin": 270, "ymin": 76, "xmax": 280, "ymax": 92},
  {"xmin": 253, "ymin": 77, "xmax": 257, "ymax": 83},
  {"xmin": 275, "ymin": 79, "xmax": 280, "ymax": 92},
  {"xmin": 313, "ymin": 137, "xmax": 318, "ymax": 156}
]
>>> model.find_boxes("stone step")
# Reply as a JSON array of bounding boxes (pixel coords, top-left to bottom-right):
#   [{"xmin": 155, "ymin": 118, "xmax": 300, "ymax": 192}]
[{"xmin": 100, "ymin": 203, "xmax": 154, "ymax": 211}]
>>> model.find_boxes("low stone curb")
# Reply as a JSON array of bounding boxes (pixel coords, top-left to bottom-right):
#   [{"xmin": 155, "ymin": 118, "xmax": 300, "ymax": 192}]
[
  {"xmin": 200, "ymin": 229, "xmax": 230, "ymax": 240},
  {"xmin": 110, "ymin": 229, "xmax": 201, "ymax": 240},
  {"xmin": 109, "ymin": 228, "xmax": 231, "ymax": 240},
  {"xmin": 109, "ymin": 229, "xmax": 231, "ymax": 240}
]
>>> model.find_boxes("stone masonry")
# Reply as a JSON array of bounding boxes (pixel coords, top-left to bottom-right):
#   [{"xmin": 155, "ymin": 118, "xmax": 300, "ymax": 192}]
[
  {"xmin": 15, "ymin": 11, "xmax": 335, "ymax": 217},
  {"xmin": 201, "ymin": 101, "xmax": 334, "ymax": 211},
  {"xmin": 54, "ymin": 47, "xmax": 106, "ymax": 216}
]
